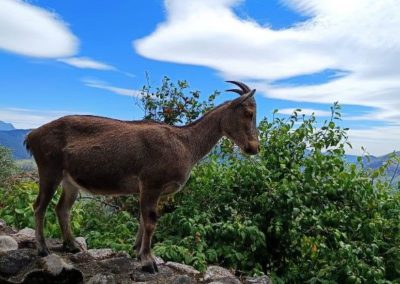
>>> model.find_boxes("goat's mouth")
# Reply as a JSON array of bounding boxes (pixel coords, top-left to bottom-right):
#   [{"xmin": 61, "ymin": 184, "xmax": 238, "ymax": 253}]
[{"xmin": 242, "ymin": 141, "xmax": 260, "ymax": 155}]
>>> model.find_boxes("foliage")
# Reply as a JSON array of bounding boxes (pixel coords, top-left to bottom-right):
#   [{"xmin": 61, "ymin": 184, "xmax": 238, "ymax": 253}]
[
  {"xmin": 139, "ymin": 75, "xmax": 219, "ymax": 125},
  {"xmin": 0, "ymin": 146, "xmax": 18, "ymax": 186},
  {"xmin": 0, "ymin": 181, "xmax": 137, "ymax": 253},
  {"xmin": 152, "ymin": 104, "xmax": 400, "ymax": 282}
]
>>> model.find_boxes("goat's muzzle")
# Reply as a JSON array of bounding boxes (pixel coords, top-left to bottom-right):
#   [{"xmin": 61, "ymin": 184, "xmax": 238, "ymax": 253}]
[{"xmin": 244, "ymin": 140, "xmax": 260, "ymax": 155}]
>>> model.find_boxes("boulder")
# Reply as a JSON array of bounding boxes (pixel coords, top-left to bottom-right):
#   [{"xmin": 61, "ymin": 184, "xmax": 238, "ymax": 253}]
[
  {"xmin": 75, "ymin": 237, "xmax": 87, "ymax": 251},
  {"xmin": 166, "ymin": 262, "xmax": 200, "ymax": 276},
  {"xmin": 0, "ymin": 235, "xmax": 18, "ymax": 252},
  {"xmin": 204, "ymin": 266, "xmax": 240, "ymax": 284},
  {"xmin": 87, "ymin": 273, "xmax": 116, "ymax": 284},
  {"xmin": 244, "ymin": 275, "xmax": 272, "ymax": 284}
]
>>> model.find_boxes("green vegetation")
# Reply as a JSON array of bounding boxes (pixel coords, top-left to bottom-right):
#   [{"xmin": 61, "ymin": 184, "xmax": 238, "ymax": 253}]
[{"xmin": 0, "ymin": 79, "xmax": 399, "ymax": 282}]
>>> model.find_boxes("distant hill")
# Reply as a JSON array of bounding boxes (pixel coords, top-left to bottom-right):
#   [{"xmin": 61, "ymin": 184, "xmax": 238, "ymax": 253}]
[
  {"xmin": 0, "ymin": 128, "xmax": 31, "ymax": 159},
  {"xmin": 0, "ymin": 121, "xmax": 15, "ymax": 131}
]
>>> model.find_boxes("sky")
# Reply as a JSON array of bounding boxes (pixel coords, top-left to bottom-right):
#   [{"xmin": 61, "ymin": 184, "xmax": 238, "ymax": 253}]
[{"xmin": 0, "ymin": 0, "xmax": 399, "ymax": 156}]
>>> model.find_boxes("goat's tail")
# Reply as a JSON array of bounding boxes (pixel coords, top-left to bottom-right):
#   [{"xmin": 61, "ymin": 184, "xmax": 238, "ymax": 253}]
[{"xmin": 24, "ymin": 132, "xmax": 33, "ymax": 156}]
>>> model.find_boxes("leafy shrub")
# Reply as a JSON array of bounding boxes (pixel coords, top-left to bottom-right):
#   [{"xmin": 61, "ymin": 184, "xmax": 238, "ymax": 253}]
[
  {"xmin": 152, "ymin": 104, "xmax": 400, "ymax": 282},
  {"xmin": 140, "ymin": 75, "xmax": 219, "ymax": 124},
  {"xmin": 0, "ymin": 146, "xmax": 18, "ymax": 186},
  {"xmin": 0, "ymin": 181, "xmax": 137, "ymax": 253}
]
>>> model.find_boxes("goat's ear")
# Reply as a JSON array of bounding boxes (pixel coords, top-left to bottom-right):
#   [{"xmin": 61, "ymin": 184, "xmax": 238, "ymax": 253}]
[{"xmin": 230, "ymin": 89, "xmax": 256, "ymax": 108}]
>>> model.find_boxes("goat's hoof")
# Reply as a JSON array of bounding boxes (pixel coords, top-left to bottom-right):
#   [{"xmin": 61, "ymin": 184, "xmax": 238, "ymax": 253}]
[
  {"xmin": 141, "ymin": 261, "xmax": 158, "ymax": 274},
  {"xmin": 38, "ymin": 247, "xmax": 50, "ymax": 257},
  {"xmin": 63, "ymin": 241, "xmax": 81, "ymax": 253}
]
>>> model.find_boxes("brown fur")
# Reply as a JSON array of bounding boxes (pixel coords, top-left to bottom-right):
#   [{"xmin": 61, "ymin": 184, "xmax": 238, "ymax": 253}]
[{"xmin": 24, "ymin": 82, "xmax": 259, "ymax": 273}]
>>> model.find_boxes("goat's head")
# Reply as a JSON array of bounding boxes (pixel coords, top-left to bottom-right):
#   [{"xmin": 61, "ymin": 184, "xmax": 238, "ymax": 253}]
[{"xmin": 222, "ymin": 81, "xmax": 259, "ymax": 155}]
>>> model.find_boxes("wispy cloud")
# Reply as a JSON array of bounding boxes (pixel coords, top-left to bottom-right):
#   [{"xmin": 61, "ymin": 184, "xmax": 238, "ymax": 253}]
[
  {"xmin": 83, "ymin": 79, "xmax": 141, "ymax": 97},
  {"xmin": 0, "ymin": 108, "xmax": 84, "ymax": 129},
  {"xmin": 58, "ymin": 57, "xmax": 116, "ymax": 70},
  {"xmin": 0, "ymin": 0, "xmax": 78, "ymax": 58},
  {"xmin": 134, "ymin": 0, "xmax": 400, "ymax": 131},
  {"xmin": 347, "ymin": 126, "xmax": 400, "ymax": 156}
]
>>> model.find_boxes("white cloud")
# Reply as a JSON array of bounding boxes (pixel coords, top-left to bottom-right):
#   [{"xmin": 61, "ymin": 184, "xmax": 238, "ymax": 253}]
[
  {"xmin": 58, "ymin": 57, "xmax": 116, "ymax": 70},
  {"xmin": 0, "ymin": 0, "xmax": 78, "ymax": 58},
  {"xmin": 83, "ymin": 79, "xmax": 141, "ymax": 97},
  {"xmin": 278, "ymin": 108, "xmax": 331, "ymax": 117},
  {"xmin": 0, "ymin": 108, "xmax": 81, "ymax": 129},
  {"xmin": 134, "ymin": 0, "xmax": 400, "ymax": 154},
  {"xmin": 347, "ymin": 126, "xmax": 400, "ymax": 156}
]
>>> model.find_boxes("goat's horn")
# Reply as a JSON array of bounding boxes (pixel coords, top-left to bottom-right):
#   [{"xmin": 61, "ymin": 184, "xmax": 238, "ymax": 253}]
[
  {"xmin": 226, "ymin": 81, "xmax": 251, "ymax": 94},
  {"xmin": 226, "ymin": 89, "xmax": 244, "ymax": 95}
]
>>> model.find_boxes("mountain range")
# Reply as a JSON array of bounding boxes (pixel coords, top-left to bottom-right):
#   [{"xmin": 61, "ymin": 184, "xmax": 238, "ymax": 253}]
[{"xmin": 0, "ymin": 121, "xmax": 31, "ymax": 159}]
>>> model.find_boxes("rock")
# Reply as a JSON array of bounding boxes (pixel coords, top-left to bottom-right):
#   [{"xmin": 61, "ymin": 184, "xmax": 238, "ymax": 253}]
[
  {"xmin": 87, "ymin": 273, "xmax": 116, "ymax": 284},
  {"xmin": 166, "ymin": 262, "xmax": 200, "ymax": 276},
  {"xmin": 22, "ymin": 267, "xmax": 84, "ymax": 284},
  {"xmin": 0, "ymin": 235, "xmax": 18, "ymax": 252},
  {"xmin": 154, "ymin": 255, "xmax": 165, "ymax": 265},
  {"xmin": 204, "ymin": 266, "xmax": 240, "ymax": 284},
  {"xmin": 244, "ymin": 275, "xmax": 273, "ymax": 284},
  {"xmin": 87, "ymin": 249, "xmax": 128, "ymax": 260},
  {"xmin": 208, "ymin": 278, "xmax": 241, "ymax": 284},
  {"xmin": 75, "ymin": 237, "xmax": 87, "ymax": 251},
  {"xmin": 41, "ymin": 254, "xmax": 73, "ymax": 275},
  {"xmin": 172, "ymin": 274, "xmax": 194, "ymax": 284},
  {"xmin": 0, "ymin": 219, "xmax": 5, "ymax": 228},
  {"xmin": 11, "ymin": 227, "xmax": 36, "ymax": 246},
  {"xmin": 0, "ymin": 248, "xmax": 38, "ymax": 276}
]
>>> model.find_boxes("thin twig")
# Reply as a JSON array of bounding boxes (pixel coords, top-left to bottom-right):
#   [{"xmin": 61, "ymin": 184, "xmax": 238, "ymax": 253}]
[
  {"xmin": 389, "ymin": 160, "xmax": 400, "ymax": 186},
  {"xmin": 78, "ymin": 196, "xmax": 121, "ymax": 210}
]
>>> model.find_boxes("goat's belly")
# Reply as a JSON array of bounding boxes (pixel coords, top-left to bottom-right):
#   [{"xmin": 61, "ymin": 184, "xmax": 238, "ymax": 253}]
[{"xmin": 63, "ymin": 173, "xmax": 140, "ymax": 196}]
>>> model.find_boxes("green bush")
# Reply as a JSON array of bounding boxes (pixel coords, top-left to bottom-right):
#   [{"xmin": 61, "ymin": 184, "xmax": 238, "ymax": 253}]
[
  {"xmin": 0, "ymin": 181, "xmax": 138, "ymax": 253},
  {"xmin": 0, "ymin": 146, "xmax": 18, "ymax": 186},
  {"xmin": 152, "ymin": 104, "xmax": 400, "ymax": 282}
]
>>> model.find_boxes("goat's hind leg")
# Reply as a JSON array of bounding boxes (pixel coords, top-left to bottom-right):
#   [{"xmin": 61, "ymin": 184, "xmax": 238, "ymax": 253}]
[
  {"xmin": 34, "ymin": 170, "xmax": 61, "ymax": 256},
  {"xmin": 134, "ymin": 214, "xmax": 144, "ymax": 256},
  {"xmin": 138, "ymin": 193, "xmax": 160, "ymax": 273},
  {"xmin": 56, "ymin": 178, "xmax": 80, "ymax": 253}
]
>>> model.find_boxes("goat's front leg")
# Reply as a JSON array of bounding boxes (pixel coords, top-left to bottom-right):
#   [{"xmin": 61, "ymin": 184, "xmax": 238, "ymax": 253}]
[{"xmin": 138, "ymin": 192, "xmax": 160, "ymax": 273}]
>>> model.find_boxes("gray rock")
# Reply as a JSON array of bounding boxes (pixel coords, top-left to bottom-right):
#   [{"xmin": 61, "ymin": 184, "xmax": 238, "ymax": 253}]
[
  {"xmin": 208, "ymin": 277, "xmax": 241, "ymax": 284},
  {"xmin": 244, "ymin": 275, "xmax": 272, "ymax": 284},
  {"xmin": 204, "ymin": 266, "xmax": 237, "ymax": 282},
  {"xmin": 75, "ymin": 237, "xmax": 87, "ymax": 251},
  {"xmin": 172, "ymin": 274, "xmax": 194, "ymax": 284},
  {"xmin": 87, "ymin": 248, "xmax": 129, "ymax": 260},
  {"xmin": 154, "ymin": 255, "xmax": 165, "ymax": 265},
  {"xmin": 41, "ymin": 253, "xmax": 73, "ymax": 275},
  {"xmin": 12, "ymin": 227, "xmax": 36, "ymax": 244},
  {"xmin": 0, "ymin": 248, "xmax": 37, "ymax": 276},
  {"xmin": 166, "ymin": 262, "xmax": 200, "ymax": 275},
  {"xmin": 87, "ymin": 273, "xmax": 116, "ymax": 284},
  {"xmin": 0, "ymin": 235, "xmax": 18, "ymax": 252}
]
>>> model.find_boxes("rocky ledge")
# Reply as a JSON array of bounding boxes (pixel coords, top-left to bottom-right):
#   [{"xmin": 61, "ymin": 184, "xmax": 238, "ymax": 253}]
[{"xmin": 0, "ymin": 221, "xmax": 270, "ymax": 284}]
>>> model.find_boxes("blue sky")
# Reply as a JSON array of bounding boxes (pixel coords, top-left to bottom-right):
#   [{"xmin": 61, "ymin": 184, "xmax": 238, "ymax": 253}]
[{"xmin": 0, "ymin": 0, "xmax": 399, "ymax": 155}]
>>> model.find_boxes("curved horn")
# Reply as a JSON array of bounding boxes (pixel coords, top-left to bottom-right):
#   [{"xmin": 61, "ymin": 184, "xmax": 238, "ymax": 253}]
[
  {"xmin": 226, "ymin": 81, "xmax": 251, "ymax": 95},
  {"xmin": 225, "ymin": 89, "xmax": 244, "ymax": 95}
]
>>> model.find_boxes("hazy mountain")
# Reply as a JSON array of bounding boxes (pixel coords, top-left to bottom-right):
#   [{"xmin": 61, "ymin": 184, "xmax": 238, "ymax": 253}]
[
  {"xmin": 0, "ymin": 121, "xmax": 15, "ymax": 131},
  {"xmin": 0, "ymin": 128, "xmax": 31, "ymax": 159}
]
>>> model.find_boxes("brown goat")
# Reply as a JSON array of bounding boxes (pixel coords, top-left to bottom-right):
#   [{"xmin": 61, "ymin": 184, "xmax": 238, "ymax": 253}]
[{"xmin": 24, "ymin": 81, "xmax": 259, "ymax": 273}]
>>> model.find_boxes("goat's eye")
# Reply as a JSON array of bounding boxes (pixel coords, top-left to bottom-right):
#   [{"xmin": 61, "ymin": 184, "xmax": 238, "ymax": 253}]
[{"xmin": 245, "ymin": 110, "xmax": 253, "ymax": 118}]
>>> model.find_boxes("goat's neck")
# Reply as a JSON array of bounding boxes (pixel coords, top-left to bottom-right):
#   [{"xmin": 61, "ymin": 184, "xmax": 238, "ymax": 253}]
[{"xmin": 184, "ymin": 108, "xmax": 225, "ymax": 163}]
